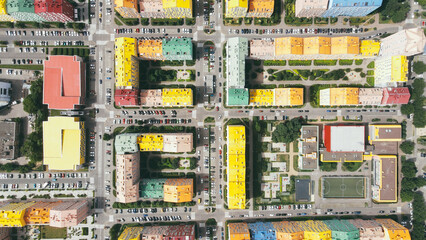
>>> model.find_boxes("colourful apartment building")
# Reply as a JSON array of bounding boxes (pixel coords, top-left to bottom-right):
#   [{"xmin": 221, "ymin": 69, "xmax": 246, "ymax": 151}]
[
  {"xmin": 115, "ymin": 0, "xmax": 140, "ymax": 18},
  {"xmin": 228, "ymin": 88, "xmax": 249, "ymax": 106},
  {"xmin": 360, "ymin": 40, "xmax": 380, "ymax": 57},
  {"xmin": 115, "ymin": 133, "xmax": 140, "ymax": 154},
  {"xmin": 249, "ymin": 89, "xmax": 274, "ymax": 106},
  {"xmin": 272, "ymin": 221, "xmax": 304, "ymax": 240},
  {"xmin": 274, "ymin": 88, "xmax": 303, "ymax": 106},
  {"xmin": 116, "ymin": 153, "xmax": 141, "ymax": 203},
  {"xmin": 319, "ymin": 88, "xmax": 359, "ymax": 106},
  {"xmin": 115, "ymin": 89, "xmax": 140, "ymax": 106},
  {"xmin": 249, "ymin": 39, "xmax": 275, "ymax": 58},
  {"xmin": 115, "ymin": 37, "xmax": 139, "ymax": 89},
  {"xmin": 330, "ymin": 36, "xmax": 360, "ymax": 55},
  {"xmin": 43, "ymin": 55, "xmax": 86, "ymax": 110},
  {"xmin": 162, "ymin": 38, "xmax": 193, "ymax": 60},
  {"xmin": 140, "ymin": 89, "xmax": 163, "ymax": 106},
  {"xmin": 372, "ymin": 155, "xmax": 397, "ymax": 203},
  {"xmin": 119, "ymin": 227, "xmax": 144, "ymax": 240},
  {"xmin": 163, "ymin": 178, "xmax": 193, "ymax": 203},
  {"xmin": 7, "ymin": 0, "xmax": 45, "ymax": 22},
  {"xmin": 162, "ymin": 0, "xmax": 192, "ymax": 18},
  {"xmin": 227, "ymin": 125, "xmax": 246, "ymax": 210},
  {"xmin": 138, "ymin": 39, "xmax": 164, "ymax": 60},
  {"xmin": 138, "ymin": 134, "xmax": 164, "ymax": 151},
  {"xmin": 295, "ymin": 0, "xmax": 328, "ymax": 17},
  {"xmin": 374, "ymin": 55, "xmax": 408, "ymax": 87},
  {"xmin": 0, "ymin": 0, "xmax": 14, "ymax": 21},
  {"xmin": 304, "ymin": 37, "xmax": 331, "ymax": 55},
  {"xmin": 381, "ymin": 87, "xmax": 410, "ymax": 105},
  {"xmin": 348, "ymin": 219, "xmax": 385, "ymax": 240},
  {"xmin": 140, "ymin": 0, "xmax": 165, "ymax": 18},
  {"xmin": 34, "ymin": 0, "xmax": 74, "ymax": 22},
  {"xmin": 43, "ymin": 117, "xmax": 85, "ymax": 171},
  {"xmin": 297, "ymin": 220, "xmax": 332, "ymax": 240},
  {"xmin": 0, "ymin": 202, "xmax": 35, "ymax": 227},
  {"xmin": 141, "ymin": 179, "xmax": 166, "ymax": 199},
  {"xmin": 162, "ymin": 88, "xmax": 193, "ymax": 106},
  {"xmin": 226, "ymin": 0, "xmax": 248, "ymax": 18},
  {"xmin": 246, "ymin": 0, "xmax": 274, "ymax": 18},
  {"xmin": 49, "ymin": 200, "xmax": 89, "ymax": 228},
  {"xmin": 248, "ymin": 222, "xmax": 276, "ymax": 240},
  {"xmin": 228, "ymin": 223, "xmax": 250, "ymax": 240},
  {"xmin": 165, "ymin": 225, "xmax": 195, "ymax": 240},
  {"xmin": 274, "ymin": 37, "xmax": 304, "ymax": 55},
  {"xmin": 322, "ymin": 0, "xmax": 383, "ymax": 17},
  {"xmin": 358, "ymin": 88, "xmax": 383, "ymax": 105},
  {"xmin": 24, "ymin": 201, "xmax": 61, "ymax": 225},
  {"xmin": 375, "ymin": 219, "xmax": 411, "ymax": 240},
  {"xmin": 323, "ymin": 220, "xmax": 360, "ymax": 240},
  {"xmin": 137, "ymin": 133, "xmax": 193, "ymax": 152}
]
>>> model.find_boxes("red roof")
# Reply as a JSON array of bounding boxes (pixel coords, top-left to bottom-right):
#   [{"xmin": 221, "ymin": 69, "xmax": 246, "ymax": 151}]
[
  {"xmin": 115, "ymin": 89, "xmax": 139, "ymax": 106},
  {"xmin": 323, "ymin": 125, "xmax": 331, "ymax": 152},
  {"xmin": 43, "ymin": 56, "xmax": 85, "ymax": 110},
  {"xmin": 34, "ymin": 0, "xmax": 74, "ymax": 21},
  {"xmin": 381, "ymin": 87, "xmax": 410, "ymax": 105}
]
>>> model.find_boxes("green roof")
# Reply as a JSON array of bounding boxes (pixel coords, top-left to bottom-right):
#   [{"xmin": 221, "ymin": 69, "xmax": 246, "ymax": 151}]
[
  {"xmin": 226, "ymin": 37, "xmax": 248, "ymax": 88},
  {"xmin": 162, "ymin": 38, "xmax": 193, "ymax": 61},
  {"xmin": 7, "ymin": 0, "xmax": 34, "ymax": 14},
  {"xmin": 115, "ymin": 133, "xmax": 139, "ymax": 154},
  {"xmin": 323, "ymin": 220, "xmax": 360, "ymax": 240},
  {"xmin": 140, "ymin": 179, "xmax": 166, "ymax": 199},
  {"xmin": 227, "ymin": 88, "xmax": 249, "ymax": 106}
]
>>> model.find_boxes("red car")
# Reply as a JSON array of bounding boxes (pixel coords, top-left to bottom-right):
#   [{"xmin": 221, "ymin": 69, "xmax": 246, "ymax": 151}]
[{"xmin": 216, "ymin": 106, "xmax": 219, "ymax": 111}]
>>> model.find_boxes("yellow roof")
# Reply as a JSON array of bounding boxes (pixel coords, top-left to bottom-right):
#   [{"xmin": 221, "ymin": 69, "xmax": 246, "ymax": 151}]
[
  {"xmin": 138, "ymin": 39, "xmax": 163, "ymax": 60},
  {"xmin": 43, "ymin": 117, "xmax": 84, "ymax": 170},
  {"xmin": 118, "ymin": 227, "xmax": 144, "ymax": 240},
  {"xmin": 297, "ymin": 221, "xmax": 332, "ymax": 240},
  {"xmin": 391, "ymin": 55, "xmax": 408, "ymax": 82},
  {"xmin": 227, "ymin": 125, "xmax": 246, "ymax": 210},
  {"xmin": 360, "ymin": 40, "xmax": 380, "ymax": 56},
  {"xmin": 162, "ymin": 0, "xmax": 192, "ymax": 9},
  {"xmin": 274, "ymin": 88, "xmax": 303, "ymax": 106},
  {"xmin": 249, "ymin": 89, "xmax": 274, "ymax": 106},
  {"xmin": 331, "ymin": 36, "xmax": 360, "ymax": 55},
  {"xmin": 137, "ymin": 134, "xmax": 164, "ymax": 151},
  {"xmin": 248, "ymin": 0, "xmax": 274, "ymax": 14},
  {"xmin": 115, "ymin": 37, "xmax": 139, "ymax": 89},
  {"xmin": 0, "ymin": 202, "xmax": 36, "ymax": 227},
  {"xmin": 329, "ymin": 88, "xmax": 359, "ymax": 105},
  {"xmin": 304, "ymin": 37, "xmax": 331, "ymax": 55},
  {"xmin": 374, "ymin": 219, "xmax": 411, "ymax": 240},
  {"xmin": 227, "ymin": 0, "xmax": 248, "ymax": 8},
  {"xmin": 275, "ymin": 37, "xmax": 303, "ymax": 55},
  {"xmin": 115, "ymin": 0, "xmax": 138, "ymax": 8},
  {"xmin": 163, "ymin": 179, "xmax": 193, "ymax": 203},
  {"xmin": 162, "ymin": 88, "xmax": 193, "ymax": 106}
]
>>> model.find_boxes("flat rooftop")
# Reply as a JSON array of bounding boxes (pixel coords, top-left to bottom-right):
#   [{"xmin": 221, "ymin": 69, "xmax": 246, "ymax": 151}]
[
  {"xmin": 324, "ymin": 125, "xmax": 365, "ymax": 152},
  {"xmin": 295, "ymin": 179, "xmax": 311, "ymax": 202}
]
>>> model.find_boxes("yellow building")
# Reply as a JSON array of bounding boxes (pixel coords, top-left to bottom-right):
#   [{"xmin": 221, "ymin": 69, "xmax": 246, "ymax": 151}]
[
  {"xmin": 138, "ymin": 134, "xmax": 164, "ymax": 151},
  {"xmin": 115, "ymin": 37, "xmax": 139, "ymax": 89},
  {"xmin": 374, "ymin": 219, "xmax": 411, "ymax": 240},
  {"xmin": 0, "ymin": 0, "xmax": 14, "ymax": 22},
  {"xmin": 297, "ymin": 220, "xmax": 332, "ymax": 240},
  {"xmin": 163, "ymin": 178, "xmax": 193, "ymax": 203},
  {"xmin": 249, "ymin": 89, "xmax": 274, "ymax": 106},
  {"xmin": 24, "ymin": 201, "xmax": 61, "ymax": 225},
  {"xmin": 0, "ymin": 202, "xmax": 35, "ymax": 227},
  {"xmin": 360, "ymin": 40, "xmax": 380, "ymax": 56},
  {"xmin": 274, "ymin": 88, "xmax": 304, "ymax": 106},
  {"xmin": 331, "ymin": 36, "xmax": 360, "ymax": 55},
  {"xmin": 226, "ymin": 0, "xmax": 248, "ymax": 18},
  {"xmin": 162, "ymin": 88, "xmax": 193, "ymax": 106},
  {"xmin": 162, "ymin": 0, "xmax": 192, "ymax": 18},
  {"xmin": 228, "ymin": 222, "xmax": 251, "ymax": 240},
  {"xmin": 118, "ymin": 226, "xmax": 144, "ymax": 240},
  {"xmin": 319, "ymin": 88, "xmax": 359, "ymax": 106},
  {"xmin": 304, "ymin": 37, "xmax": 331, "ymax": 55},
  {"xmin": 375, "ymin": 55, "xmax": 408, "ymax": 87},
  {"xmin": 246, "ymin": 0, "xmax": 274, "ymax": 18},
  {"xmin": 43, "ymin": 117, "xmax": 85, "ymax": 171},
  {"xmin": 115, "ymin": 0, "xmax": 140, "ymax": 18},
  {"xmin": 391, "ymin": 55, "xmax": 408, "ymax": 83},
  {"xmin": 227, "ymin": 125, "xmax": 246, "ymax": 210},
  {"xmin": 275, "ymin": 37, "xmax": 303, "ymax": 55},
  {"xmin": 138, "ymin": 39, "xmax": 164, "ymax": 60},
  {"xmin": 273, "ymin": 221, "xmax": 304, "ymax": 240}
]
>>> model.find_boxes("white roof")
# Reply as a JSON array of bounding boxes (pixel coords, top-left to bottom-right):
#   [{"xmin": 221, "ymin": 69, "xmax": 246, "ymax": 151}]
[{"xmin": 330, "ymin": 126, "xmax": 365, "ymax": 152}]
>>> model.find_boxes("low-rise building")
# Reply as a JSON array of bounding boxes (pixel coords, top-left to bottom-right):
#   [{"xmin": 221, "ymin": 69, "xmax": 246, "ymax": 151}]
[
  {"xmin": 369, "ymin": 125, "xmax": 401, "ymax": 144},
  {"xmin": 381, "ymin": 87, "xmax": 410, "ymax": 105},
  {"xmin": 0, "ymin": 121, "xmax": 19, "ymax": 160},
  {"xmin": 0, "ymin": 202, "xmax": 35, "ymax": 227},
  {"xmin": 118, "ymin": 226, "xmax": 144, "ymax": 240},
  {"xmin": 228, "ymin": 222, "xmax": 250, "ymax": 240},
  {"xmin": 358, "ymin": 88, "xmax": 383, "ymax": 105},
  {"xmin": 295, "ymin": 179, "xmax": 311, "ymax": 202},
  {"xmin": 321, "ymin": 125, "xmax": 365, "ymax": 162},
  {"xmin": 374, "ymin": 56, "xmax": 408, "ymax": 87},
  {"xmin": 162, "ymin": 38, "xmax": 193, "ymax": 60},
  {"xmin": 139, "ymin": 0, "xmax": 164, "ymax": 18},
  {"xmin": 272, "ymin": 221, "xmax": 304, "ymax": 240},
  {"xmin": 374, "ymin": 219, "xmax": 411, "ymax": 240},
  {"xmin": 34, "ymin": 0, "xmax": 74, "ymax": 22},
  {"xmin": 295, "ymin": 0, "xmax": 328, "ymax": 17},
  {"xmin": 116, "ymin": 153, "xmax": 140, "ymax": 203},
  {"xmin": 246, "ymin": 0, "xmax": 274, "ymax": 18},
  {"xmin": 115, "ymin": 0, "xmax": 140, "ymax": 18},
  {"xmin": 372, "ymin": 155, "xmax": 397, "ymax": 203},
  {"xmin": 323, "ymin": 220, "xmax": 360, "ymax": 240},
  {"xmin": 297, "ymin": 220, "xmax": 332, "ymax": 240},
  {"xmin": 227, "ymin": 125, "xmax": 246, "ymax": 210},
  {"xmin": 115, "ymin": 37, "xmax": 139, "ymax": 89},
  {"xmin": 322, "ymin": 0, "xmax": 383, "ymax": 18},
  {"xmin": 43, "ymin": 117, "xmax": 85, "ymax": 170},
  {"xmin": 348, "ymin": 219, "xmax": 385, "ymax": 240},
  {"xmin": 226, "ymin": 0, "xmax": 248, "ymax": 18},
  {"xmin": 49, "ymin": 200, "xmax": 89, "ymax": 228},
  {"xmin": 379, "ymin": 28, "xmax": 426, "ymax": 57},
  {"xmin": 299, "ymin": 125, "xmax": 318, "ymax": 170},
  {"xmin": 162, "ymin": 0, "xmax": 192, "ymax": 19},
  {"xmin": 163, "ymin": 178, "xmax": 193, "ymax": 203},
  {"xmin": 319, "ymin": 88, "xmax": 359, "ymax": 106}
]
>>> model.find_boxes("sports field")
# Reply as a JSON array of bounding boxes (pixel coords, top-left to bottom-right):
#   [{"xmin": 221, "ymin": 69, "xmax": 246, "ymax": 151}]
[{"xmin": 322, "ymin": 177, "xmax": 366, "ymax": 198}]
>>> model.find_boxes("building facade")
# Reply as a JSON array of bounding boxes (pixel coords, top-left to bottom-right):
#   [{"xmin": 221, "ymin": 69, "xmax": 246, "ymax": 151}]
[
  {"xmin": 0, "ymin": 81, "xmax": 11, "ymax": 108},
  {"xmin": 295, "ymin": 0, "xmax": 328, "ymax": 17},
  {"xmin": 322, "ymin": 0, "xmax": 383, "ymax": 17},
  {"xmin": 34, "ymin": 0, "xmax": 74, "ymax": 22},
  {"xmin": 116, "ymin": 153, "xmax": 141, "ymax": 203},
  {"xmin": 7, "ymin": 0, "xmax": 45, "ymax": 22},
  {"xmin": 115, "ymin": 0, "xmax": 140, "ymax": 18},
  {"xmin": 0, "ymin": 0, "xmax": 14, "ymax": 21},
  {"xmin": 139, "ymin": 0, "xmax": 165, "ymax": 18}
]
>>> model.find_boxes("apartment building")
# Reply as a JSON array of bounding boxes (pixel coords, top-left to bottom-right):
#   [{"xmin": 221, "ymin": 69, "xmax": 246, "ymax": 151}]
[
  {"xmin": 0, "ymin": 0, "xmax": 14, "ymax": 21},
  {"xmin": 7, "ymin": 0, "xmax": 45, "ymax": 22},
  {"xmin": 34, "ymin": 0, "xmax": 74, "ymax": 22},
  {"xmin": 49, "ymin": 200, "xmax": 89, "ymax": 228},
  {"xmin": 116, "ymin": 153, "xmax": 141, "ymax": 203},
  {"xmin": 163, "ymin": 178, "xmax": 193, "ymax": 203},
  {"xmin": 162, "ymin": 0, "xmax": 192, "ymax": 18},
  {"xmin": 246, "ymin": 0, "xmax": 274, "ymax": 18},
  {"xmin": 139, "ymin": 0, "xmax": 165, "ymax": 18},
  {"xmin": 295, "ymin": 0, "xmax": 328, "ymax": 17},
  {"xmin": 115, "ymin": 37, "xmax": 139, "ymax": 89},
  {"xmin": 227, "ymin": 125, "xmax": 246, "ymax": 210},
  {"xmin": 228, "ymin": 223, "xmax": 250, "ymax": 240},
  {"xmin": 115, "ymin": 0, "xmax": 140, "ymax": 18},
  {"xmin": 319, "ymin": 88, "xmax": 359, "ymax": 106},
  {"xmin": 322, "ymin": 0, "xmax": 383, "ymax": 17}
]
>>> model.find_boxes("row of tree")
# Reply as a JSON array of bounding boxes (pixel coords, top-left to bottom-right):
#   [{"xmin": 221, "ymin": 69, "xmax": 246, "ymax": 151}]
[{"xmin": 401, "ymin": 79, "xmax": 426, "ymax": 128}]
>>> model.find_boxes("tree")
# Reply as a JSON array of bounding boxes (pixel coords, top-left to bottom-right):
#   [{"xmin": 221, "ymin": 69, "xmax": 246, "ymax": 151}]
[
  {"xmin": 400, "ymin": 189, "xmax": 414, "ymax": 202},
  {"xmin": 23, "ymin": 78, "xmax": 44, "ymax": 114},
  {"xmin": 413, "ymin": 61, "xmax": 426, "ymax": 74},
  {"xmin": 109, "ymin": 224, "xmax": 122, "ymax": 240},
  {"xmin": 20, "ymin": 131, "xmax": 43, "ymax": 162},
  {"xmin": 400, "ymin": 104, "xmax": 414, "ymax": 115},
  {"xmin": 401, "ymin": 160, "xmax": 417, "ymax": 178},
  {"xmin": 103, "ymin": 133, "xmax": 112, "ymax": 141},
  {"xmin": 400, "ymin": 141, "xmax": 415, "ymax": 154},
  {"xmin": 272, "ymin": 117, "xmax": 304, "ymax": 143}
]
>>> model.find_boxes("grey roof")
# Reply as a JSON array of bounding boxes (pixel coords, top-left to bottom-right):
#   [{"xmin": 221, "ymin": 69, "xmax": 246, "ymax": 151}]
[
  {"xmin": 295, "ymin": 179, "xmax": 311, "ymax": 202},
  {"xmin": 0, "ymin": 121, "xmax": 18, "ymax": 160},
  {"xmin": 226, "ymin": 37, "xmax": 248, "ymax": 88},
  {"xmin": 115, "ymin": 133, "xmax": 139, "ymax": 154},
  {"xmin": 330, "ymin": 126, "xmax": 365, "ymax": 152}
]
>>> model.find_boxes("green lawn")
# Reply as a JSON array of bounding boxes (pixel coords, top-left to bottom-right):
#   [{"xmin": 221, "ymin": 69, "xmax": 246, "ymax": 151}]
[
  {"xmin": 293, "ymin": 141, "xmax": 299, "ymax": 152},
  {"xmin": 0, "ymin": 64, "xmax": 43, "ymax": 70},
  {"xmin": 40, "ymin": 226, "xmax": 67, "ymax": 239}
]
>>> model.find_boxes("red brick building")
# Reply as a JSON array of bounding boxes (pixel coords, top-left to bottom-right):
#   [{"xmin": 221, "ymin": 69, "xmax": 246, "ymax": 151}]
[
  {"xmin": 381, "ymin": 87, "xmax": 410, "ymax": 105},
  {"xmin": 115, "ymin": 89, "xmax": 140, "ymax": 106},
  {"xmin": 164, "ymin": 225, "xmax": 195, "ymax": 240},
  {"xmin": 34, "ymin": 0, "xmax": 74, "ymax": 23}
]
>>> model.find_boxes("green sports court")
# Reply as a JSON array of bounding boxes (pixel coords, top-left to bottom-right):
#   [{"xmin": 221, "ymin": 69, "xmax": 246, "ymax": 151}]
[{"xmin": 322, "ymin": 177, "xmax": 366, "ymax": 198}]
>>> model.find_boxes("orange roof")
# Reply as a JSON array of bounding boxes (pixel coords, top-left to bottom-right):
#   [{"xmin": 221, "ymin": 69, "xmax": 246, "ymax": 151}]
[
  {"xmin": 138, "ymin": 39, "xmax": 164, "ymax": 60},
  {"xmin": 304, "ymin": 37, "xmax": 331, "ymax": 55},
  {"xmin": 374, "ymin": 219, "xmax": 411, "ymax": 240},
  {"xmin": 275, "ymin": 37, "xmax": 303, "ymax": 55},
  {"xmin": 228, "ymin": 222, "xmax": 250, "ymax": 240},
  {"xmin": 43, "ymin": 55, "xmax": 85, "ymax": 110},
  {"xmin": 331, "ymin": 36, "xmax": 360, "ymax": 55}
]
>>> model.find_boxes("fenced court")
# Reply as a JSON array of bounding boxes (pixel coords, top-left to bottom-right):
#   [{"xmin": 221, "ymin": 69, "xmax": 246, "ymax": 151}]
[{"xmin": 322, "ymin": 177, "xmax": 366, "ymax": 198}]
